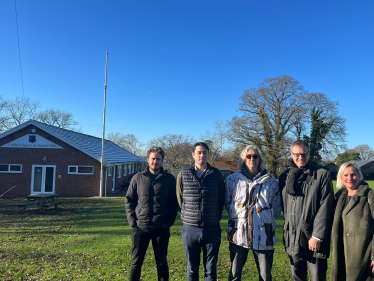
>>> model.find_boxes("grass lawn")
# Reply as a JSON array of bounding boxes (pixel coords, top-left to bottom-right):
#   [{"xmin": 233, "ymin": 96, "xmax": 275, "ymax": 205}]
[{"xmin": 1, "ymin": 180, "xmax": 373, "ymax": 280}]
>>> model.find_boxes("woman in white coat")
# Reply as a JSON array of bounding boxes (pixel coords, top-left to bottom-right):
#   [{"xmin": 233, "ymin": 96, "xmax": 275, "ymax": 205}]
[{"xmin": 225, "ymin": 145, "xmax": 281, "ymax": 281}]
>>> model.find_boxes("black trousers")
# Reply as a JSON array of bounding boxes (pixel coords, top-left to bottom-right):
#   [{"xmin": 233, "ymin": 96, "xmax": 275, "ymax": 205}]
[
  {"xmin": 130, "ymin": 226, "xmax": 170, "ymax": 281},
  {"xmin": 289, "ymin": 255, "xmax": 327, "ymax": 281}
]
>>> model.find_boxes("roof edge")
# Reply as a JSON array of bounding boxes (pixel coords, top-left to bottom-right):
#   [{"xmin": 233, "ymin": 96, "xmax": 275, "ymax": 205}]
[{"xmin": 0, "ymin": 120, "xmax": 106, "ymax": 164}]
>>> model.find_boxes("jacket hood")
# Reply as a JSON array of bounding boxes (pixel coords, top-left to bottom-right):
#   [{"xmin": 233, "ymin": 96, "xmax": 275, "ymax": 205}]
[{"xmin": 239, "ymin": 170, "xmax": 271, "ymax": 185}]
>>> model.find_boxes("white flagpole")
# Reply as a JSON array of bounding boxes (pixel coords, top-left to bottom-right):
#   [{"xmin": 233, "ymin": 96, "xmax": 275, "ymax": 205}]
[{"xmin": 100, "ymin": 52, "xmax": 108, "ymax": 197}]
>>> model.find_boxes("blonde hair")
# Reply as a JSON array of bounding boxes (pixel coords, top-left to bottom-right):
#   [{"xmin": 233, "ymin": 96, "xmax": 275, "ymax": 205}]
[
  {"xmin": 238, "ymin": 145, "xmax": 266, "ymax": 170},
  {"xmin": 336, "ymin": 162, "xmax": 364, "ymax": 189}
]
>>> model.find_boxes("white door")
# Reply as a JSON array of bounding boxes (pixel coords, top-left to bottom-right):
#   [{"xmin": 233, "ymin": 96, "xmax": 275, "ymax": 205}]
[{"xmin": 31, "ymin": 165, "xmax": 56, "ymax": 194}]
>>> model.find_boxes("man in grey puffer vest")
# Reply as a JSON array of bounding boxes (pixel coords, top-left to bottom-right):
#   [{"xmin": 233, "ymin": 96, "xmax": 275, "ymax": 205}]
[{"xmin": 176, "ymin": 142, "xmax": 225, "ymax": 281}]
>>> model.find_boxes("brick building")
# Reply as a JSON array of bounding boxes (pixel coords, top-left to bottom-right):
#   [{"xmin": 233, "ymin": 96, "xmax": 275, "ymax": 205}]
[{"xmin": 0, "ymin": 120, "xmax": 143, "ymax": 198}]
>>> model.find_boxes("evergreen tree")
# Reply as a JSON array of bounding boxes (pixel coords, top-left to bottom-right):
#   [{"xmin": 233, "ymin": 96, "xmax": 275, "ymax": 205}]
[{"xmin": 304, "ymin": 108, "xmax": 332, "ymax": 166}]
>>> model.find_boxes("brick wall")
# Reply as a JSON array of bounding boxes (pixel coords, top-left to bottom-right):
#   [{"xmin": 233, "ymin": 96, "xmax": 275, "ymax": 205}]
[{"xmin": 0, "ymin": 125, "xmax": 109, "ymax": 198}]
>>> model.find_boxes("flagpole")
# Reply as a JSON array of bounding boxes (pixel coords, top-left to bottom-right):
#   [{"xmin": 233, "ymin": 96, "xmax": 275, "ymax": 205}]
[{"xmin": 100, "ymin": 52, "xmax": 108, "ymax": 197}]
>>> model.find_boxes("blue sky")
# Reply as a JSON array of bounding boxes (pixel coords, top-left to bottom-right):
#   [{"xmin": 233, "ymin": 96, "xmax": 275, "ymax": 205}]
[{"xmin": 1, "ymin": 0, "xmax": 373, "ymax": 150}]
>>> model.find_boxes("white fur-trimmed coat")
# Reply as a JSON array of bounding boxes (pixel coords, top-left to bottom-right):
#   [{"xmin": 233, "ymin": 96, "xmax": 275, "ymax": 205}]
[{"xmin": 224, "ymin": 171, "xmax": 281, "ymax": 250}]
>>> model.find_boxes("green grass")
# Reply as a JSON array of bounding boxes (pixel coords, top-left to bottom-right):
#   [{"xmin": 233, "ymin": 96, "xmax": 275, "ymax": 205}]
[{"xmin": 1, "ymin": 180, "xmax": 373, "ymax": 280}]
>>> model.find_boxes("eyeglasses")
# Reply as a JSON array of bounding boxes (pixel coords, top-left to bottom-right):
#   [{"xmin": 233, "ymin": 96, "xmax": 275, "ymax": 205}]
[
  {"xmin": 291, "ymin": 152, "xmax": 309, "ymax": 158},
  {"xmin": 246, "ymin": 154, "xmax": 259, "ymax": 160}
]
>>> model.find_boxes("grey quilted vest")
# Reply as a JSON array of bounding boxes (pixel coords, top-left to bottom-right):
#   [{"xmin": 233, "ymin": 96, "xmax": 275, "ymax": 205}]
[{"xmin": 181, "ymin": 165, "xmax": 221, "ymax": 227}]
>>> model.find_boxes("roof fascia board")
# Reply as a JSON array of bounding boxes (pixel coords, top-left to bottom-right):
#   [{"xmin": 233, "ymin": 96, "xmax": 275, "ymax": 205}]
[
  {"xmin": 108, "ymin": 161, "xmax": 141, "ymax": 165},
  {"xmin": 0, "ymin": 120, "xmax": 105, "ymax": 164},
  {"xmin": 0, "ymin": 121, "xmax": 32, "ymax": 138}
]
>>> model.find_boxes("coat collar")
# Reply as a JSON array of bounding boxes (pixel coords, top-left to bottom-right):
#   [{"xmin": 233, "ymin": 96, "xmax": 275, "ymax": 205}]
[
  {"xmin": 239, "ymin": 170, "xmax": 271, "ymax": 185},
  {"xmin": 190, "ymin": 163, "xmax": 213, "ymax": 173},
  {"xmin": 143, "ymin": 167, "xmax": 165, "ymax": 177},
  {"xmin": 341, "ymin": 182, "xmax": 370, "ymax": 217}
]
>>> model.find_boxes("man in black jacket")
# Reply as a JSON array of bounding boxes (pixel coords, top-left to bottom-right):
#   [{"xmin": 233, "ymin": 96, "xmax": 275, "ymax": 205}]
[
  {"xmin": 279, "ymin": 140, "xmax": 334, "ymax": 281},
  {"xmin": 125, "ymin": 146, "xmax": 178, "ymax": 281},
  {"xmin": 176, "ymin": 142, "xmax": 225, "ymax": 281}
]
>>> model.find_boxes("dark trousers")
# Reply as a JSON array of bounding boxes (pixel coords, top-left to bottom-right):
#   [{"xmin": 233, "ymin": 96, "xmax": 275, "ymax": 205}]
[
  {"xmin": 228, "ymin": 243, "xmax": 274, "ymax": 281},
  {"xmin": 181, "ymin": 223, "xmax": 221, "ymax": 281},
  {"xmin": 289, "ymin": 255, "xmax": 327, "ymax": 281},
  {"xmin": 130, "ymin": 226, "xmax": 170, "ymax": 281}
]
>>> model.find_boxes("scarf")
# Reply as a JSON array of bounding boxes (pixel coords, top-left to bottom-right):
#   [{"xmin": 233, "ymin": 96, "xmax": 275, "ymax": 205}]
[{"xmin": 286, "ymin": 159, "xmax": 310, "ymax": 196}]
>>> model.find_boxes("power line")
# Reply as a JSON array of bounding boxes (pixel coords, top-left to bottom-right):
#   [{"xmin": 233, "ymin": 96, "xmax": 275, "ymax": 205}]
[{"xmin": 15, "ymin": 0, "xmax": 25, "ymax": 97}]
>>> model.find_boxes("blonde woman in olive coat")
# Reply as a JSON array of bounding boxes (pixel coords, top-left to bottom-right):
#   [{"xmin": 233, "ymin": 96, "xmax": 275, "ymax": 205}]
[{"xmin": 330, "ymin": 162, "xmax": 374, "ymax": 281}]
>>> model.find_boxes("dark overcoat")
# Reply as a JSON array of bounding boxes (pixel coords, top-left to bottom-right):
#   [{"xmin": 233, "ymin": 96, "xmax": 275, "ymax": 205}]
[
  {"xmin": 330, "ymin": 183, "xmax": 374, "ymax": 281},
  {"xmin": 279, "ymin": 164, "xmax": 334, "ymax": 259}
]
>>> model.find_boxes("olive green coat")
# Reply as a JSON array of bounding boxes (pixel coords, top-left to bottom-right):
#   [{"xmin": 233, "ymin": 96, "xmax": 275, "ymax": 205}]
[{"xmin": 330, "ymin": 183, "xmax": 374, "ymax": 281}]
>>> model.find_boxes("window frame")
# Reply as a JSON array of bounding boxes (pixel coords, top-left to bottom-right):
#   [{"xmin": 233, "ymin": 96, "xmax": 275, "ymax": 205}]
[
  {"xmin": 117, "ymin": 164, "xmax": 122, "ymax": 178},
  {"xmin": 0, "ymin": 164, "xmax": 22, "ymax": 173},
  {"xmin": 124, "ymin": 164, "xmax": 127, "ymax": 176},
  {"xmin": 67, "ymin": 165, "xmax": 94, "ymax": 175}
]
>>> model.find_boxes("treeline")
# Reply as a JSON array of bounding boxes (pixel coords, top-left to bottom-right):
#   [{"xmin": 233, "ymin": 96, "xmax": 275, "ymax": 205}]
[
  {"xmin": 3, "ymin": 75, "xmax": 373, "ymax": 176},
  {"xmin": 109, "ymin": 75, "xmax": 374, "ymax": 175},
  {"xmin": 0, "ymin": 96, "xmax": 80, "ymax": 132}
]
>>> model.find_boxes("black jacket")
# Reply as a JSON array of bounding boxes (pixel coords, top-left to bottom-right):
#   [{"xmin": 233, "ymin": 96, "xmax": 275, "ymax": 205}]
[{"xmin": 125, "ymin": 167, "xmax": 178, "ymax": 231}]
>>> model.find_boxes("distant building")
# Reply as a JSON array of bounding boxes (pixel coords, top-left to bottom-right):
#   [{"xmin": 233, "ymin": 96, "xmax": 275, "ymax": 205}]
[
  {"xmin": 348, "ymin": 160, "xmax": 374, "ymax": 180},
  {"xmin": 213, "ymin": 157, "xmax": 239, "ymax": 179},
  {"xmin": 0, "ymin": 120, "xmax": 143, "ymax": 198},
  {"xmin": 322, "ymin": 162, "xmax": 339, "ymax": 179},
  {"xmin": 170, "ymin": 158, "xmax": 239, "ymax": 180}
]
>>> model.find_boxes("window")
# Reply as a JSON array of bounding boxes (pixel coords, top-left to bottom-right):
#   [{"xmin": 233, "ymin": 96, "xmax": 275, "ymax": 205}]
[
  {"xmin": 0, "ymin": 164, "xmax": 22, "ymax": 173},
  {"xmin": 68, "ymin": 166, "xmax": 94, "ymax": 175},
  {"xmin": 124, "ymin": 164, "xmax": 127, "ymax": 176},
  {"xmin": 117, "ymin": 165, "xmax": 122, "ymax": 178}
]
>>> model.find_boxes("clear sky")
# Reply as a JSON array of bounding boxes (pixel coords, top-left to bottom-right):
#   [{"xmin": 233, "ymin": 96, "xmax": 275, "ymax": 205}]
[{"xmin": 1, "ymin": 0, "xmax": 373, "ymax": 150}]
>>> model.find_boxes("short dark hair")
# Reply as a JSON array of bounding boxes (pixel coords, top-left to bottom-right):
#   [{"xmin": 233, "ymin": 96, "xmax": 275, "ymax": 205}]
[
  {"xmin": 147, "ymin": 146, "xmax": 165, "ymax": 160},
  {"xmin": 291, "ymin": 140, "xmax": 309, "ymax": 151},
  {"xmin": 193, "ymin": 142, "xmax": 209, "ymax": 153}
]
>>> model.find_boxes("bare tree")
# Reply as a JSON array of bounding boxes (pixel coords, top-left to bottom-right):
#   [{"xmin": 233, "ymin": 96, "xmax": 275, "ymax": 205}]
[
  {"xmin": 107, "ymin": 132, "xmax": 144, "ymax": 156},
  {"xmin": 0, "ymin": 96, "xmax": 80, "ymax": 132},
  {"xmin": 200, "ymin": 119, "xmax": 227, "ymax": 165},
  {"xmin": 221, "ymin": 144, "xmax": 246, "ymax": 162},
  {"xmin": 36, "ymin": 108, "xmax": 79, "ymax": 130},
  {"xmin": 0, "ymin": 96, "xmax": 8, "ymax": 133},
  {"xmin": 228, "ymin": 75, "xmax": 348, "ymax": 176},
  {"xmin": 228, "ymin": 75, "xmax": 307, "ymax": 176},
  {"xmin": 352, "ymin": 144, "xmax": 374, "ymax": 161},
  {"xmin": 149, "ymin": 134, "xmax": 195, "ymax": 170},
  {"xmin": 3, "ymin": 97, "xmax": 39, "ymax": 130}
]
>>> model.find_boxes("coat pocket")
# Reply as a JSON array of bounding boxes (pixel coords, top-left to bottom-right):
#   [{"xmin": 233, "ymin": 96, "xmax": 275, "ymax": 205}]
[
  {"xmin": 299, "ymin": 231, "xmax": 311, "ymax": 249},
  {"xmin": 299, "ymin": 224, "xmax": 312, "ymax": 249},
  {"xmin": 283, "ymin": 221, "xmax": 289, "ymax": 247},
  {"xmin": 264, "ymin": 223, "xmax": 275, "ymax": 246}
]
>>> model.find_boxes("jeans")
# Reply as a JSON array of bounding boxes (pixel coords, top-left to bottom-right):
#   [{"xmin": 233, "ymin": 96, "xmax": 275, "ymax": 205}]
[
  {"xmin": 289, "ymin": 255, "xmax": 327, "ymax": 281},
  {"xmin": 228, "ymin": 243, "xmax": 274, "ymax": 281},
  {"xmin": 181, "ymin": 223, "xmax": 221, "ymax": 281},
  {"xmin": 129, "ymin": 226, "xmax": 170, "ymax": 281}
]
